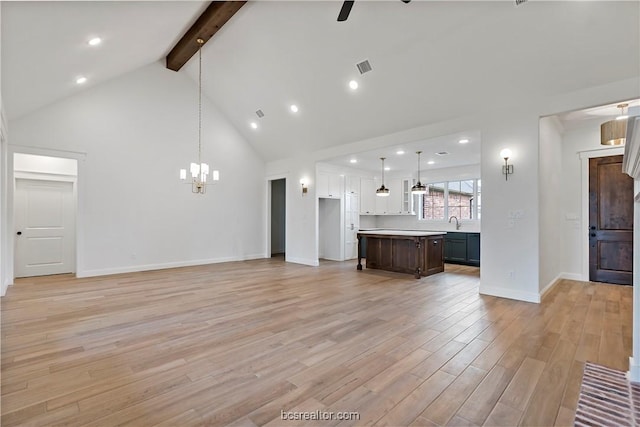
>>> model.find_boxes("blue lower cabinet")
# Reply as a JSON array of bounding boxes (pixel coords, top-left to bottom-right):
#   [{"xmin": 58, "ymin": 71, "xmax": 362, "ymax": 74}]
[
  {"xmin": 359, "ymin": 236, "xmax": 367, "ymax": 258},
  {"xmin": 467, "ymin": 233, "xmax": 480, "ymax": 265},
  {"xmin": 444, "ymin": 233, "xmax": 480, "ymax": 266}
]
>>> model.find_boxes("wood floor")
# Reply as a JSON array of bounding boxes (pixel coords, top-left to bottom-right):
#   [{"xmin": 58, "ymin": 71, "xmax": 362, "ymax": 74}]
[{"xmin": 1, "ymin": 259, "xmax": 632, "ymax": 426}]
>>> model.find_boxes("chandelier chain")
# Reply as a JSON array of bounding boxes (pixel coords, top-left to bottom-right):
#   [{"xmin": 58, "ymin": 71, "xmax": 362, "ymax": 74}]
[{"xmin": 198, "ymin": 39, "xmax": 202, "ymax": 165}]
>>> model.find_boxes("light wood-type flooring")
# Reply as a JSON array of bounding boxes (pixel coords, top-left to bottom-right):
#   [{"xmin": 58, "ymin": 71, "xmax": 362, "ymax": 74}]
[{"xmin": 1, "ymin": 259, "xmax": 632, "ymax": 426}]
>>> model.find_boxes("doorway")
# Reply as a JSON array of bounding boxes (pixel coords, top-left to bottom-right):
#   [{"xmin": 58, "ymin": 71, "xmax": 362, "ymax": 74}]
[
  {"xmin": 589, "ymin": 155, "xmax": 633, "ymax": 285},
  {"xmin": 270, "ymin": 178, "xmax": 286, "ymax": 257},
  {"xmin": 318, "ymin": 198, "xmax": 342, "ymax": 261},
  {"xmin": 13, "ymin": 153, "xmax": 78, "ymax": 278}
]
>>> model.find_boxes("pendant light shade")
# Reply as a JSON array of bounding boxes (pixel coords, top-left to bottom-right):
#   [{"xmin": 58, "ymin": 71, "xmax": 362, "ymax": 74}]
[
  {"xmin": 601, "ymin": 103, "xmax": 629, "ymax": 146},
  {"xmin": 376, "ymin": 157, "xmax": 390, "ymax": 197},
  {"xmin": 411, "ymin": 151, "xmax": 427, "ymax": 194}
]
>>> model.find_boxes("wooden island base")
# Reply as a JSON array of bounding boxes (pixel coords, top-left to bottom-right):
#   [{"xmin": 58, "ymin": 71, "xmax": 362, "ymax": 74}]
[{"xmin": 357, "ymin": 230, "xmax": 445, "ymax": 278}]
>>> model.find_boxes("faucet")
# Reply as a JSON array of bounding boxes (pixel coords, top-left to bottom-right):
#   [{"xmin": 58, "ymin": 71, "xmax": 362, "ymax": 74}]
[{"xmin": 449, "ymin": 215, "xmax": 461, "ymax": 230}]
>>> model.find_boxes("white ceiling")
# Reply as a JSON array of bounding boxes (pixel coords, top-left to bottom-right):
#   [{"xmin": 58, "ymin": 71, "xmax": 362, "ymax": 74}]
[
  {"xmin": 2, "ymin": 1, "xmax": 639, "ymax": 165},
  {"xmin": 555, "ymin": 98, "xmax": 640, "ymax": 131},
  {"xmin": 323, "ymin": 129, "xmax": 481, "ymax": 174},
  {"xmin": 1, "ymin": 1, "xmax": 208, "ymax": 119}
]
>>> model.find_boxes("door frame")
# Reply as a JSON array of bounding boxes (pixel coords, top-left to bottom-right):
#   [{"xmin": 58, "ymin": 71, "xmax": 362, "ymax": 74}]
[
  {"xmin": 264, "ymin": 173, "xmax": 288, "ymax": 259},
  {"xmin": 579, "ymin": 146, "xmax": 625, "ymax": 281},
  {"xmin": 6, "ymin": 145, "xmax": 86, "ymax": 286}
]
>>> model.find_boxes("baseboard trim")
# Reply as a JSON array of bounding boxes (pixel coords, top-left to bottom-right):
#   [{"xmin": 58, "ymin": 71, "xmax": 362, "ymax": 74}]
[
  {"xmin": 479, "ymin": 285, "xmax": 540, "ymax": 303},
  {"xmin": 561, "ymin": 272, "xmax": 583, "ymax": 281},
  {"xmin": 540, "ymin": 272, "xmax": 586, "ymax": 300},
  {"xmin": 540, "ymin": 273, "xmax": 563, "ymax": 299},
  {"xmin": 285, "ymin": 257, "xmax": 319, "ymax": 267},
  {"xmin": 76, "ymin": 254, "xmax": 265, "ymax": 278},
  {"xmin": 628, "ymin": 357, "xmax": 640, "ymax": 383}
]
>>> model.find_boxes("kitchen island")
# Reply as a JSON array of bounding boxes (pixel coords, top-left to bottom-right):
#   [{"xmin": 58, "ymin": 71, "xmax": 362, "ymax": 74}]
[{"xmin": 357, "ymin": 230, "xmax": 446, "ymax": 278}]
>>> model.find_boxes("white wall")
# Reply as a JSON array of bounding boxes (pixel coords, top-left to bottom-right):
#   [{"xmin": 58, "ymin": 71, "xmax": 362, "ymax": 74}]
[
  {"xmin": 7, "ymin": 61, "xmax": 265, "ymax": 278},
  {"xmin": 266, "ymin": 157, "xmax": 318, "ymax": 266},
  {"xmin": 14, "ymin": 153, "xmax": 77, "ymax": 175},
  {"xmin": 538, "ymin": 117, "xmax": 564, "ymax": 292},
  {"xmin": 0, "ymin": 4, "xmax": 8, "ymax": 295},
  {"xmin": 560, "ymin": 120, "xmax": 624, "ymax": 280}
]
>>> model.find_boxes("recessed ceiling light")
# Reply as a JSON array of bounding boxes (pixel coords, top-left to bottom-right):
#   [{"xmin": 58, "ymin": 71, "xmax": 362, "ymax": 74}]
[
  {"xmin": 396, "ymin": 150, "xmax": 405, "ymax": 155},
  {"xmin": 349, "ymin": 80, "xmax": 358, "ymax": 90},
  {"xmin": 250, "ymin": 122, "xmax": 258, "ymax": 129},
  {"xmin": 290, "ymin": 104, "xmax": 299, "ymax": 113},
  {"xmin": 459, "ymin": 138, "xmax": 470, "ymax": 144},
  {"xmin": 350, "ymin": 159, "xmax": 357, "ymax": 164},
  {"xmin": 88, "ymin": 37, "xmax": 102, "ymax": 46},
  {"xmin": 76, "ymin": 76, "xmax": 87, "ymax": 84},
  {"xmin": 384, "ymin": 167, "xmax": 390, "ymax": 171},
  {"xmin": 427, "ymin": 160, "xmax": 435, "ymax": 165}
]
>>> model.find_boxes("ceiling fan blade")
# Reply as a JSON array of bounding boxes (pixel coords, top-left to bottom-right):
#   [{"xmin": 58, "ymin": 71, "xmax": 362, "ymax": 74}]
[{"xmin": 337, "ymin": 1, "xmax": 355, "ymax": 21}]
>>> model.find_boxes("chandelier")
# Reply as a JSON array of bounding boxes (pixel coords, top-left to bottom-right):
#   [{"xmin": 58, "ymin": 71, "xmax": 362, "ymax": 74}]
[{"xmin": 179, "ymin": 38, "xmax": 219, "ymax": 193}]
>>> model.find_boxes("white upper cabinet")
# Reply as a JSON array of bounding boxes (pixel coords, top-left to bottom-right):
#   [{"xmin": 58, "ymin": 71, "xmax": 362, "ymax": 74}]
[
  {"xmin": 385, "ymin": 178, "xmax": 403, "ymax": 215},
  {"xmin": 375, "ymin": 189, "xmax": 389, "ymax": 214},
  {"xmin": 317, "ymin": 172, "xmax": 343, "ymax": 198},
  {"xmin": 345, "ymin": 175, "xmax": 360, "ymax": 194},
  {"xmin": 360, "ymin": 178, "xmax": 376, "ymax": 214}
]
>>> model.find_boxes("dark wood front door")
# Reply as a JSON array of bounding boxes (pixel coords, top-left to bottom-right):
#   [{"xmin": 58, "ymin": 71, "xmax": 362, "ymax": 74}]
[{"xmin": 589, "ymin": 155, "xmax": 633, "ymax": 285}]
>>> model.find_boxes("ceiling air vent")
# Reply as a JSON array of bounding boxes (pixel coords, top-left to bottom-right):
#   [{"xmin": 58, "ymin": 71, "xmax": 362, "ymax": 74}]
[
  {"xmin": 255, "ymin": 109, "xmax": 265, "ymax": 118},
  {"xmin": 436, "ymin": 151, "xmax": 449, "ymax": 156},
  {"xmin": 356, "ymin": 60, "xmax": 372, "ymax": 75}
]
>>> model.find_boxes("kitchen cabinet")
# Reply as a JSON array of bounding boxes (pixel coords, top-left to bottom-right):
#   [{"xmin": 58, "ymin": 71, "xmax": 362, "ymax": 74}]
[
  {"xmin": 357, "ymin": 230, "xmax": 445, "ymax": 278},
  {"xmin": 375, "ymin": 189, "xmax": 389, "ymax": 214},
  {"xmin": 317, "ymin": 172, "xmax": 343, "ymax": 198},
  {"xmin": 401, "ymin": 178, "xmax": 414, "ymax": 214},
  {"xmin": 345, "ymin": 175, "xmax": 360, "ymax": 194},
  {"xmin": 360, "ymin": 178, "xmax": 376, "ymax": 214},
  {"xmin": 385, "ymin": 178, "xmax": 403, "ymax": 214},
  {"xmin": 467, "ymin": 233, "xmax": 480, "ymax": 265},
  {"xmin": 444, "ymin": 232, "xmax": 480, "ymax": 266}
]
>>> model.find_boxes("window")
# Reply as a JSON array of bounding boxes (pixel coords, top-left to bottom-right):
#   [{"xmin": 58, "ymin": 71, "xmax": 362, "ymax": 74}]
[
  {"xmin": 422, "ymin": 182, "xmax": 446, "ymax": 220},
  {"xmin": 418, "ymin": 178, "xmax": 481, "ymax": 220}
]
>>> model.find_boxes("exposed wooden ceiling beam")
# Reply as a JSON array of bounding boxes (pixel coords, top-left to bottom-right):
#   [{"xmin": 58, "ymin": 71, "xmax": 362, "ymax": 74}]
[{"xmin": 166, "ymin": 1, "xmax": 246, "ymax": 72}]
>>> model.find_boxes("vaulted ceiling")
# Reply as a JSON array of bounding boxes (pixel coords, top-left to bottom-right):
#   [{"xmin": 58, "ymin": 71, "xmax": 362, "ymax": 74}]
[{"xmin": 3, "ymin": 1, "xmax": 639, "ymax": 163}]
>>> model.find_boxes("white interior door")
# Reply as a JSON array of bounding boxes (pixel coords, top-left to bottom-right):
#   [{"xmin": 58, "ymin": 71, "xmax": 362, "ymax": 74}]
[
  {"xmin": 14, "ymin": 178, "xmax": 75, "ymax": 277},
  {"xmin": 345, "ymin": 193, "xmax": 360, "ymax": 259}
]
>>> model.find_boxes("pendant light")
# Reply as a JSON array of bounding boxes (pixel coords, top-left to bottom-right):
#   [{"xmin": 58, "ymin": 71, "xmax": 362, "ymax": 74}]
[
  {"xmin": 179, "ymin": 38, "xmax": 220, "ymax": 193},
  {"xmin": 411, "ymin": 151, "xmax": 427, "ymax": 194},
  {"xmin": 601, "ymin": 103, "xmax": 629, "ymax": 146},
  {"xmin": 376, "ymin": 157, "xmax": 390, "ymax": 197}
]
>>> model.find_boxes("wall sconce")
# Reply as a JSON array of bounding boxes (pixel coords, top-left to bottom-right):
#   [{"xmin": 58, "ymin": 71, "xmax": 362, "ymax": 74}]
[
  {"xmin": 300, "ymin": 179, "xmax": 308, "ymax": 196},
  {"xmin": 500, "ymin": 148, "xmax": 513, "ymax": 180}
]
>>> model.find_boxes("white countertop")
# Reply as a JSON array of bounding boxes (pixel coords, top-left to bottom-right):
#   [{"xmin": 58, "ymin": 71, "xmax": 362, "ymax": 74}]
[{"xmin": 357, "ymin": 229, "xmax": 446, "ymax": 237}]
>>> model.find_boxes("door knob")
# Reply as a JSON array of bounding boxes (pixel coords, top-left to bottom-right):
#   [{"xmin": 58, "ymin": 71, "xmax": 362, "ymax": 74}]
[{"xmin": 16, "ymin": 231, "xmax": 22, "ymax": 236}]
